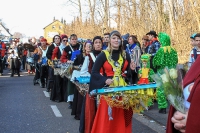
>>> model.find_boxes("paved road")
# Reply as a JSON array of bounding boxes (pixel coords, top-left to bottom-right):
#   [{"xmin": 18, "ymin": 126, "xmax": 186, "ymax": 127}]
[{"xmin": 0, "ymin": 70, "xmax": 167, "ymax": 133}]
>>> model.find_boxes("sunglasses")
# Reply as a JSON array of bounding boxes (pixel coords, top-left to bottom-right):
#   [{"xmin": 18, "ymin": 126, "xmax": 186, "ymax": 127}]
[{"xmin": 63, "ymin": 40, "xmax": 68, "ymax": 42}]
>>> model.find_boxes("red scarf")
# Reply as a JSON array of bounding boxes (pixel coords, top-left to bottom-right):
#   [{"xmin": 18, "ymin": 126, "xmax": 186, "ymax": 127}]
[
  {"xmin": 149, "ymin": 38, "xmax": 158, "ymax": 45},
  {"xmin": 167, "ymin": 56, "xmax": 200, "ymax": 133}
]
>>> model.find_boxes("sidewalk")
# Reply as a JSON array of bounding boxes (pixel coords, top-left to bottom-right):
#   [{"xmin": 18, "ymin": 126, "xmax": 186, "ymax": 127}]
[{"xmin": 143, "ymin": 102, "xmax": 169, "ymax": 126}]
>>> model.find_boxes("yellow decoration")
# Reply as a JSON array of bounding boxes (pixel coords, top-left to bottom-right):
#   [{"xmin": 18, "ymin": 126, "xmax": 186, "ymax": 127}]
[{"xmin": 101, "ymin": 50, "xmax": 155, "ymax": 113}]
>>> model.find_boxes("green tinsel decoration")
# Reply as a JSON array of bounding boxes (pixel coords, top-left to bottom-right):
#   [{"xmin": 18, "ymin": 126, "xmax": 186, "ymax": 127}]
[{"xmin": 153, "ymin": 32, "xmax": 178, "ymax": 109}]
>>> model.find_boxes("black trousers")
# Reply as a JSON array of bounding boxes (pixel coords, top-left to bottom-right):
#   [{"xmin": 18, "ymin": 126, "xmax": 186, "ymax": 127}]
[
  {"xmin": 34, "ymin": 63, "xmax": 40, "ymax": 82},
  {"xmin": 40, "ymin": 65, "xmax": 48, "ymax": 85},
  {"xmin": 50, "ymin": 75, "xmax": 64, "ymax": 102},
  {"xmin": 10, "ymin": 58, "xmax": 20, "ymax": 75},
  {"xmin": 22, "ymin": 55, "xmax": 26, "ymax": 69}
]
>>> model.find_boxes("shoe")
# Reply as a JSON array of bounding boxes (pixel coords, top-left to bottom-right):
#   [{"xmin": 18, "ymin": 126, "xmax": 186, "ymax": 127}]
[
  {"xmin": 10, "ymin": 74, "xmax": 14, "ymax": 77},
  {"xmin": 74, "ymin": 115, "xmax": 80, "ymax": 120},
  {"xmin": 28, "ymin": 70, "xmax": 30, "ymax": 74},
  {"xmin": 41, "ymin": 84, "xmax": 45, "ymax": 88},
  {"xmin": 18, "ymin": 74, "xmax": 20, "ymax": 77},
  {"xmin": 46, "ymin": 89, "xmax": 50, "ymax": 92},
  {"xmin": 159, "ymin": 108, "xmax": 166, "ymax": 114},
  {"xmin": 55, "ymin": 100, "xmax": 60, "ymax": 103},
  {"xmin": 68, "ymin": 102, "xmax": 73, "ymax": 109}
]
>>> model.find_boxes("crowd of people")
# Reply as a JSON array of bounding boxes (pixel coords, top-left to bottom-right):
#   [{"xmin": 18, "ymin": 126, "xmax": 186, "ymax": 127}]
[{"xmin": 0, "ymin": 30, "xmax": 200, "ymax": 133}]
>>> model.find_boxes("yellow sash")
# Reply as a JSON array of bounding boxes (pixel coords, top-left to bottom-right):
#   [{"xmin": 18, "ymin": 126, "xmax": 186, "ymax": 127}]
[{"xmin": 103, "ymin": 50, "xmax": 127, "ymax": 87}]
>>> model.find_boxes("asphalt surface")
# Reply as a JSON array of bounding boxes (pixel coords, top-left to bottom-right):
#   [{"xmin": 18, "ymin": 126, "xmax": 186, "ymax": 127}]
[{"xmin": 0, "ymin": 69, "xmax": 167, "ymax": 133}]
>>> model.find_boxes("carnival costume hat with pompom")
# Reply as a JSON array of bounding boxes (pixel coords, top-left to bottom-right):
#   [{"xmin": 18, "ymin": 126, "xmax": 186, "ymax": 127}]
[{"xmin": 153, "ymin": 32, "xmax": 178, "ymax": 70}]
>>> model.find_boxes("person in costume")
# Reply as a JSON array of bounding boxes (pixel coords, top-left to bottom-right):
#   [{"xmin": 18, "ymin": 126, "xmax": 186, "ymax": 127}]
[
  {"xmin": 166, "ymin": 44, "xmax": 200, "ymax": 133},
  {"xmin": 102, "ymin": 32, "xmax": 110, "ymax": 50},
  {"xmin": 89, "ymin": 30, "xmax": 136, "ymax": 133},
  {"xmin": 46, "ymin": 35, "xmax": 65, "ymax": 102},
  {"xmin": 0, "ymin": 39, "xmax": 6, "ymax": 76},
  {"xmin": 138, "ymin": 54, "xmax": 155, "ymax": 108},
  {"xmin": 26, "ymin": 37, "xmax": 37, "ymax": 74},
  {"xmin": 33, "ymin": 38, "xmax": 49, "ymax": 88},
  {"xmin": 8, "ymin": 49, "xmax": 21, "ymax": 77},
  {"xmin": 138, "ymin": 54, "xmax": 154, "ymax": 84},
  {"xmin": 59, "ymin": 34, "xmax": 69, "ymax": 101},
  {"xmin": 126, "ymin": 35, "xmax": 142, "ymax": 84},
  {"xmin": 79, "ymin": 36, "xmax": 103, "ymax": 133},
  {"xmin": 146, "ymin": 30, "xmax": 161, "ymax": 72},
  {"xmin": 60, "ymin": 34, "xmax": 83, "ymax": 108},
  {"xmin": 71, "ymin": 40, "xmax": 90, "ymax": 120},
  {"xmin": 122, "ymin": 33, "xmax": 130, "ymax": 50},
  {"xmin": 188, "ymin": 33, "xmax": 200, "ymax": 70},
  {"xmin": 153, "ymin": 32, "xmax": 178, "ymax": 114}
]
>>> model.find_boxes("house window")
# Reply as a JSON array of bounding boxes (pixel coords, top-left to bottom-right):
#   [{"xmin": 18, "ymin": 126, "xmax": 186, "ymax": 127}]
[{"xmin": 52, "ymin": 25, "xmax": 55, "ymax": 29}]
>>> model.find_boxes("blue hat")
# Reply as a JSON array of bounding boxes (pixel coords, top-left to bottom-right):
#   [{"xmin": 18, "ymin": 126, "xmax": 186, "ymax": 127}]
[
  {"xmin": 122, "ymin": 33, "xmax": 130, "ymax": 40},
  {"xmin": 190, "ymin": 33, "xmax": 197, "ymax": 39}
]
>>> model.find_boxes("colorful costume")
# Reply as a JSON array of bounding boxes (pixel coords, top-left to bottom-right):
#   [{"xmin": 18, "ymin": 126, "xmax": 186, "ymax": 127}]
[
  {"xmin": 138, "ymin": 54, "xmax": 154, "ymax": 84},
  {"xmin": 153, "ymin": 32, "xmax": 178, "ymax": 113},
  {"xmin": 138, "ymin": 54, "xmax": 155, "ymax": 107},
  {"xmin": 90, "ymin": 50, "xmax": 133, "ymax": 133}
]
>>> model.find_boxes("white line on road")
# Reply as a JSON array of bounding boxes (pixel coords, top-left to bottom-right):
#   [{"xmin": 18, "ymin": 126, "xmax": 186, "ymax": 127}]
[
  {"xmin": 50, "ymin": 105, "xmax": 62, "ymax": 117},
  {"xmin": 43, "ymin": 91, "xmax": 50, "ymax": 97}
]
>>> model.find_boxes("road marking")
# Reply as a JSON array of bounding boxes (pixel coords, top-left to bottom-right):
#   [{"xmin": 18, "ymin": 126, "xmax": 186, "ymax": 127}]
[
  {"xmin": 43, "ymin": 91, "xmax": 50, "ymax": 97},
  {"xmin": 50, "ymin": 105, "xmax": 62, "ymax": 117}
]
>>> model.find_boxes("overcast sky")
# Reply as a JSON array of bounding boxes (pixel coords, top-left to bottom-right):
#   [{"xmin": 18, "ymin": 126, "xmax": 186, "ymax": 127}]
[{"xmin": 0, "ymin": 0, "xmax": 80, "ymax": 38}]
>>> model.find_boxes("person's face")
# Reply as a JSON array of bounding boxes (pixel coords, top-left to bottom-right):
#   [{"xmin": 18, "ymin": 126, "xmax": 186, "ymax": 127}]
[
  {"xmin": 13, "ymin": 41, "xmax": 17, "ymax": 45},
  {"xmin": 32, "ymin": 38, "xmax": 36, "ymax": 43},
  {"xmin": 191, "ymin": 39, "xmax": 196, "ymax": 47},
  {"xmin": 54, "ymin": 36, "xmax": 61, "ymax": 44},
  {"xmin": 147, "ymin": 35, "xmax": 153, "ymax": 41},
  {"xmin": 93, "ymin": 39, "xmax": 102, "ymax": 51},
  {"xmin": 41, "ymin": 41, "xmax": 47, "ymax": 47},
  {"xmin": 70, "ymin": 37, "xmax": 77, "ymax": 46},
  {"xmin": 62, "ymin": 38, "xmax": 68, "ymax": 45},
  {"xmin": 104, "ymin": 35, "xmax": 109, "ymax": 43},
  {"xmin": 110, "ymin": 35, "xmax": 121, "ymax": 49},
  {"xmin": 195, "ymin": 37, "xmax": 200, "ymax": 47},
  {"xmin": 128, "ymin": 37, "xmax": 134, "ymax": 44},
  {"xmin": 143, "ymin": 62, "xmax": 147, "ymax": 67},
  {"xmin": 85, "ymin": 43, "xmax": 92, "ymax": 53}
]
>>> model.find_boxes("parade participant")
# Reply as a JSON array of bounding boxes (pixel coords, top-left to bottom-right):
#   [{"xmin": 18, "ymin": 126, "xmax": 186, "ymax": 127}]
[
  {"xmin": 46, "ymin": 35, "xmax": 64, "ymax": 102},
  {"xmin": 26, "ymin": 37, "xmax": 37, "ymax": 74},
  {"xmin": 138, "ymin": 54, "xmax": 154, "ymax": 84},
  {"xmin": 33, "ymin": 38, "xmax": 49, "ymax": 88},
  {"xmin": 79, "ymin": 36, "xmax": 103, "ymax": 133},
  {"xmin": 146, "ymin": 30, "xmax": 161, "ymax": 72},
  {"xmin": 141, "ymin": 35, "xmax": 149, "ymax": 54},
  {"xmin": 0, "ymin": 39, "xmax": 6, "ymax": 76},
  {"xmin": 102, "ymin": 32, "xmax": 110, "ymax": 50},
  {"xmin": 126, "ymin": 35, "xmax": 142, "ymax": 84},
  {"xmin": 166, "ymin": 46, "xmax": 200, "ymax": 133},
  {"xmin": 188, "ymin": 33, "xmax": 200, "ymax": 70},
  {"xmin": 36, "ymin": 36, "xmax": 44, "ymax": 47},
  {"xmin": 8, "ymin": 49, "xmax": 21, "ymax": 77},
  {"xmin": 71, "ymin": 40, "xmax": 93, "ymax": 120},
  {"xmin": 22, "ymin": 44, "xmax": 28, "ymax": 70},
  {"xmin": 89, "ymin": 30, "xmax": 136, "ymax": 133},
  {"xmin": 60, "ymin": 34, "xmax": 82, "ymax": 108},
  {"xmin": 59, "ymin": 34, "xmax": 68, "ymax": 99},
  {"xmin": 153, "ymin": 32, "xmax": 178, "ymax": 114},
  {"xmin": 122, "ymin": 33, "xmax": 130, "ymax": 50},
  {"xmin": 138, "ymin": 54, "xmax": 155, "ymax": 108}
]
